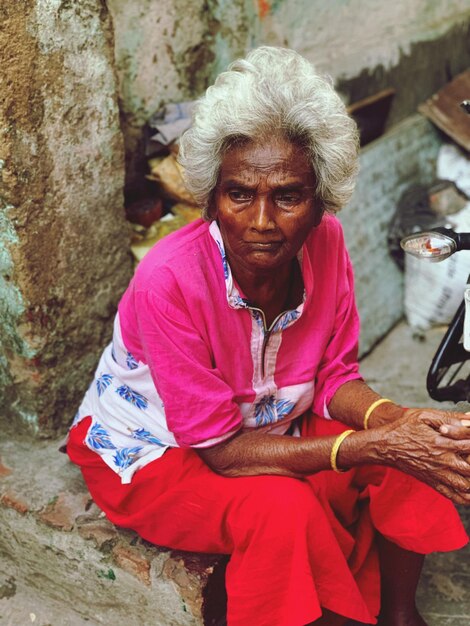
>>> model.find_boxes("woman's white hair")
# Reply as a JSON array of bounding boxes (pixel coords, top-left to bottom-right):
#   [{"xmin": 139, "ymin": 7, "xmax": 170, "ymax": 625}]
[{"xmin": 178, "ymin": 46, "xmax": 359, "ymax": 220}]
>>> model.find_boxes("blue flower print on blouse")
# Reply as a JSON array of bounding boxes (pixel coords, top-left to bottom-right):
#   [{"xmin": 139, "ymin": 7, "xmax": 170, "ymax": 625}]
[
  {"xmin": 96, "ymin": 373, "xmax": 113, "ymax": 397},
  {"xmin": 87, "ymin": 422, "xmax": 117, "ymax": 450},
  {"xmin": 276, "ymin": 397, "xmax": 296, "ymax": 418},
  {"xmin": 116, "ymin": 385, "xmax": 149, "ymax": 410},
  {"xmin": 254, "ymin": 395, "xmax": 296, "ymax": 426},
  {"xmin": 272, "ymin": 310, "xmax": 300, "ymax": 332},
  {"xmin": 230, "ymin": 294, "xmax": 250, "ymax": 310},
  {"xmin": 252, "ymin": 310, "xmax": 265, "ymax": 329},
  {"xmin": 126, "ymin": 351, "xmax": 139, "ymax": 370},
  {"xmin": 131, "ymin": 428, "xmax": 165, "ymax": 446},
  {"xmin": 216, "ymin": 240, "xmax": 229, "ymax": 279},
  {"xmin": 113, "ymin": 446, "xmax": 143, "ymax": 470}
]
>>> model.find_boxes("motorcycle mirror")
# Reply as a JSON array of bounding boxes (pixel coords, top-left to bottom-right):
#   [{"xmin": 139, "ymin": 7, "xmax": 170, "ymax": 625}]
[
  {"xmin": 400, "ymin": 231, "xmax": 457, "ymax": 262},
  {"xmin": 461, "ymin": 100, "xmax": 470, "ymax": 114}
]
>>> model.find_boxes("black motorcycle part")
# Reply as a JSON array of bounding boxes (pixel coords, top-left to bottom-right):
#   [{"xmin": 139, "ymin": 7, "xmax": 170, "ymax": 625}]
[{"xmin": 427, "ymin": 301, "xmax": 470, "ymax": 402}]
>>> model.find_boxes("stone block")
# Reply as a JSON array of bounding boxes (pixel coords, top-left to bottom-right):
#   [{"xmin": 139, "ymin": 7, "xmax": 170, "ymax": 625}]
[
  {"xmin": 76, "ymin": 517, "xmax": 119, "ymax": 551},
  {"xmin": 0, "ymin": 490, "xmax": 29, "ymax": 515},
  {"xmin": 38, "ymin": 491, "xmax": 91, "ymax": 531},
  {"xmin": 163, "ymin": 551, "xmax": 229, "ymax": 623},
  {"xmin": 164, "ymin": 556, "xmax": 202, "ymax": 613},
  {"xmin": 0, "ymin": 436, "xmax": 227, "ymax": 624},
  {"xmin": 112, "ymin": 543, "xmax": 151, "ymax": 586}
]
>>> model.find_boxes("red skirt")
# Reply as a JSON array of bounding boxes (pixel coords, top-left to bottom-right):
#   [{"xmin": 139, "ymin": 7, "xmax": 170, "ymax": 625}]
[{"xmin": 67, "ymin": 416, "xmax": 468, "ymax": 626}]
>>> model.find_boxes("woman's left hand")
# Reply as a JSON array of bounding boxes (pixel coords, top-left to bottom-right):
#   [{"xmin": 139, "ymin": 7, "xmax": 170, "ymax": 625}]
[
  {"xmin": 435, "ymin": 409, "xmax": 470, "ymax": 463},
  {"xmin": 377, "ymin": 408, "xmax": 470, "ymax": 504}
]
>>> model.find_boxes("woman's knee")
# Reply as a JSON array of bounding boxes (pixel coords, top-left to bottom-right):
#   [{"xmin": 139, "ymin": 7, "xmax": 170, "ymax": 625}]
[{"xmin": 234, "ymin": 475, "xmax": 322, "ymax": 534}]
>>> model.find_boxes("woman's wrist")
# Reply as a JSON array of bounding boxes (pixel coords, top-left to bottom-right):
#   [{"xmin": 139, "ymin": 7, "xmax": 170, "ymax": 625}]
[
  {"xmin": 334, "ymin": 427, "xmax": 386, "ymax": 470},
  {"xmin": 366, "ymin": 402, "xmax": 406, "ymax": 429},
  {"xmin": 364, "ymin": 398, "xmax": 393, "ymax": 429},
  {"xmin": 327, "ymin": 381, "xmax": 405, "ymax": 431}
]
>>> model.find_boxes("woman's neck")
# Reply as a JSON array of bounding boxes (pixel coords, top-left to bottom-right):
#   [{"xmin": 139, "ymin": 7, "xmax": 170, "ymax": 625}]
[{"xmin": 231, "ymin": 258, "xmax": 303, "ymax": 327}]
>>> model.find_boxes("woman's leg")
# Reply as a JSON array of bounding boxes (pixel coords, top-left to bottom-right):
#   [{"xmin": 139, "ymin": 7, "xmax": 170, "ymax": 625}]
[
  {"xmin": 377, "ymin": 536, "xmax": 428, "ymax": 626},
  {"xmin": 69, "ymin": 419, "xmax": 357, "ymax": 626},
  {"xmin": 303, "ymin": 416, "xmax": 467, "ymax": 625}
]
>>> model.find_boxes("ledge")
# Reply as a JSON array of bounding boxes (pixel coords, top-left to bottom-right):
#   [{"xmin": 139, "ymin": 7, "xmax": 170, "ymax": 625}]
[{"xmin": 0, "ymin": 437, "xmax": 227, "ymax": 625}]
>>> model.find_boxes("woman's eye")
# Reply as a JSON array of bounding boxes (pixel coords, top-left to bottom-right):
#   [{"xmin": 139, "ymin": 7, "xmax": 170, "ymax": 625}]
[
  {"xmin": 228, "ymin": 190, "xmax": 253, "ymax": 202},
  {"xmin": 275, "ymin": 192, "xmax": 301, "ymax": 206}
]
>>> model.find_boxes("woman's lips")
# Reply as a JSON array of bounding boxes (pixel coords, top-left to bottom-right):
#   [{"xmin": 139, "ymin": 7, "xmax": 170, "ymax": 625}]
[{"xmin": 245, "ymin": 241, "xmax": 283, "ymax": 250}]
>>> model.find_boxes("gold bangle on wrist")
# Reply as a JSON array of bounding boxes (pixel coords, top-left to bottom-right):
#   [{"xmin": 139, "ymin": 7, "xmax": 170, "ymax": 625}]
[
  {"xmin": 363, "ymin": 398, "xmax": 393, "ymax": 430},
  {"xmin": 330, "ymin": 429, "xmax": 355, "ymax": 473}
]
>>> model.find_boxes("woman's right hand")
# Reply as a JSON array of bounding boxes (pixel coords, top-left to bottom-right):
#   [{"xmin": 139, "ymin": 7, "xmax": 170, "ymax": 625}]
[{"xmin": 377, "ymin": 408, "xmax": 470, "ymax": 505}]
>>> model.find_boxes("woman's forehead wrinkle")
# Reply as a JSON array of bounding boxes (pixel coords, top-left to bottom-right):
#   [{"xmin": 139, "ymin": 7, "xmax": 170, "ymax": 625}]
[
  {"xmin": 222, "ymin": 171, "xmax": 310, "ymax": 192},
  {"xmin": 222, "ymin": 159, "xmax": 312, "ymax": 185},
  {"xmin": 219, "ymin": 138, "xmax": 316, "ymax": 191},
  {"xmin": 238, "ymin": 152, "xmax": 300, "ymax": 171}
]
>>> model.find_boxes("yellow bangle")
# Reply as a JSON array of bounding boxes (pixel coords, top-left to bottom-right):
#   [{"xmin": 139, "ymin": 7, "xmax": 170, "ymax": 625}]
[
  {"xmin": 330, "ymin": 429, "xmax": 355, "ymax": 473},
  {"xmin": 363, "ymin": 398, "xmax": 393, "ymax": 430}
]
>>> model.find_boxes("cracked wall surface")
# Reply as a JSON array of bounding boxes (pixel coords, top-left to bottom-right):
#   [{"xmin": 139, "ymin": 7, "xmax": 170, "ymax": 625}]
[{"xmin": 0, "ymin": 0, "xmax": 133, "ymax": 434}]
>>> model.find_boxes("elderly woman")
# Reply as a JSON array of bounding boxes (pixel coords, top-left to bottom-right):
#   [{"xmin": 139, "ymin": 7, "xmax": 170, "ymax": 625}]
[{"xmin": 67, "ymin": 47, "xmax": 470, "ymax": 626}]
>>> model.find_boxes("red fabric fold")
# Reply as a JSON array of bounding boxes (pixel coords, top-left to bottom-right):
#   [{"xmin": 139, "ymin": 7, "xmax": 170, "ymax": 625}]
[{"xmin": 68, "ymin": 415, "xmax": 468, "ymax": 626}]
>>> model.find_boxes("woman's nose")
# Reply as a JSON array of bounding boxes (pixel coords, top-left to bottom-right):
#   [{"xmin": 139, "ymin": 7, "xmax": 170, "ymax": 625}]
[{"xmin": 252, "ymin": 195, "xmax": 275, "ymax": 230}]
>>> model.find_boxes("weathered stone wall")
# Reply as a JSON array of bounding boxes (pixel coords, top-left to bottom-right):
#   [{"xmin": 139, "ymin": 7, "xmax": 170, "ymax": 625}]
[
  {"xmin": 106, "ymin": 0, "xmax": 254, "ymax": 189},
  {"xmin": 0, "ymin": 1, "xmax": 133, "ymax": 434},
  {"xmin": 342, "ymin": 115, "xmax": 442, "ymax": 355}
]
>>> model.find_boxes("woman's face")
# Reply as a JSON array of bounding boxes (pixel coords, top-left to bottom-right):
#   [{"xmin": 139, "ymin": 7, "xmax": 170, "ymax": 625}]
[{"xmin": 214, "ymin": 137, "xmax": 321, "ymax": 277}]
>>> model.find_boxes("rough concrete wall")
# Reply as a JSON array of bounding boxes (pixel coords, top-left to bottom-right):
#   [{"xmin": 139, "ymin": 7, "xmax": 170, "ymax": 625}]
[
  {"xmin": 256, "ymin": 1, "xmax": 470, "ymax": 129},
  {"xmin": 341, "ymin": 115, "xmax": 442, "ymax": 356},
  {"xmin": 0, "ymin": 1, "xmax": 133, "ymax": 434},
  {"xmin": 252, "ymin": 0, "xmax": 470, "ymax": 78}
]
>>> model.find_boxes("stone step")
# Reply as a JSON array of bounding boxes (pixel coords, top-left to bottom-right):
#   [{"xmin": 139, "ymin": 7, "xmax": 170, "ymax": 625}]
[{"xmin": 0, "ymin": 438, "xmax": 227, "ymax": 625}]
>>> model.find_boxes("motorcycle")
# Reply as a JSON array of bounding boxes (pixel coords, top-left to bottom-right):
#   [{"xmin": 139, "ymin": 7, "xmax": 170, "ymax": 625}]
[
  {"xmin": 401, "ymin": 226, "xmax": 470, "ymax": 402},
  {"xmin": 400, "ymin": 100, "xmax": 470, "ymax": 404}
]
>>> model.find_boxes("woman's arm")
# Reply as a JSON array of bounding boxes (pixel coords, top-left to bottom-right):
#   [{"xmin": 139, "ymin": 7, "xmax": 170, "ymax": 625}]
[
  {"xmin": 198, "ymin": 427, "xmax": 374, "ymax": 479},
  {"xmin": 327, "ymin": 379, "xmax": 405, "ymax": 429},
  {"xmin": 328, "ymin": 378, "xmax": 470, "ymax": 438},
  {"xmin": 198, "ymin": 411, "xmax": 470, "ymax": 505}
]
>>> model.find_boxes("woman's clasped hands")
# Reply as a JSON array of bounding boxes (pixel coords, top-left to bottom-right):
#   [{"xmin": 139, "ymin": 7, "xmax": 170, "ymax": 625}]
[{"xmin": 380, "ymin": 408, "xmax": 470, "ymax": 505}]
